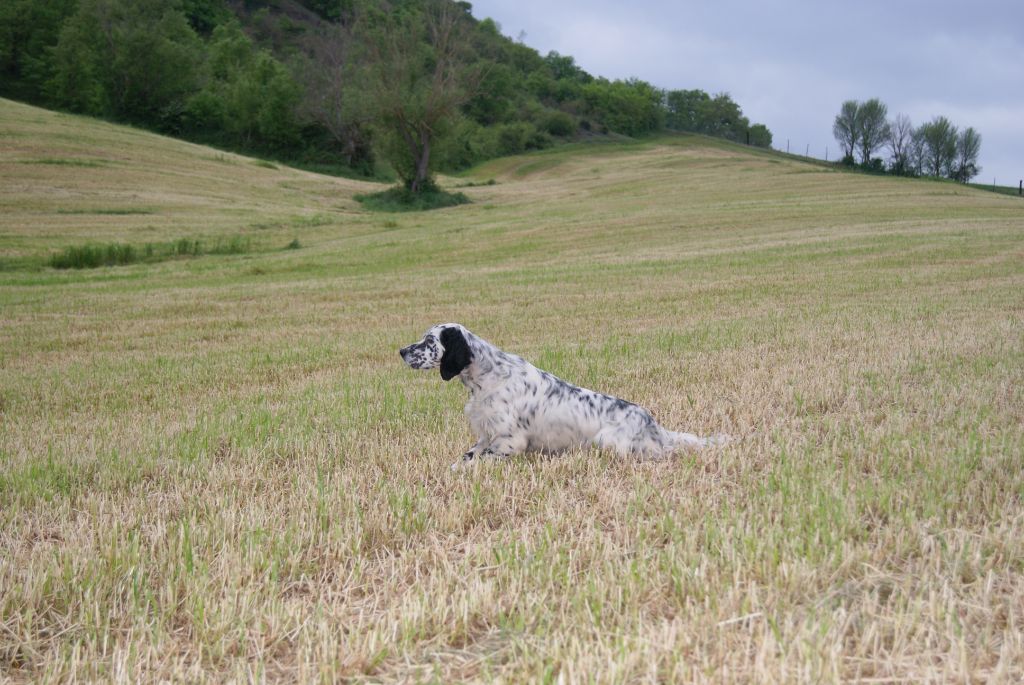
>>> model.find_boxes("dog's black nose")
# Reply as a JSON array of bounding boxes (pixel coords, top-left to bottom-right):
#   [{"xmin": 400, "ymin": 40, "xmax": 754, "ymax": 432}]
[{"xmin": 399, "ymin": 346, "xmax": 410, "ymax": 357}]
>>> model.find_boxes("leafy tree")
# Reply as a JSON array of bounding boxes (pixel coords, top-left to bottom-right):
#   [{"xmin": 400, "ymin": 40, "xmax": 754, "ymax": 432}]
[
  {"xmin": 856, "ymin": 98, "xmax": 889, "ymax": 165},
  {"xmin": 544, "ymin": 51, "xmax": 590, "ymax": 83},
  {"xmin": 357, "ymin": 1, "xmax": 477, "ymax": 193},
  {"xmin": 0, "ymin": 0, "xmax": 76, "ymax": 101},
  {"xmin": 188, "ymin": 22, "xmax": 300, "ymax": 149},
  {"xmin": 832, "ymin": 99, "xmax": 860, "ymax": 162},
  {"xmin": 699, "ymin": 92, "xmax": 749, "ymax": 142},
  {"xmin": 582, "ymin": 78, "xmax": 663, "ymax": 137},
  {"xmin": 298, "ymin": 0, "xmax": 357, "ymax": 24},
  {"xmin": 952, "ymin": 127, "xmax": 982, "ymax": 183},
  {"xmin": 48, "ymin": 0, "xmax": 203, "ymax": 126},
  {"xmin": 665, "ymin": 89, "xmax": 767, "ymax": 145},
  {"xmin": 748, "ymin": 123, "xmax": 772, "ymax": 148},
  {"xmin": 665, "ymin": 89, "xmax": 710, "ymax": 131},
  {"xmin": 180, "ymin": 0, "xmax": 232, "ymax": 35},
  {"xmin": 462, "ymin": 60, "xmax": 516, "ymax": 125},
  {"xmin": 917, "ymin": 116, "xmax": 958, "ymax": 178}
]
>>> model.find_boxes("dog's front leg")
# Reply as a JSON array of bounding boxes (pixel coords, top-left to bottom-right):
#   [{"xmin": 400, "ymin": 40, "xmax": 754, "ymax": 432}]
[
  {"xmin": 477, "ymin": 433, "xmax": 528, "ymax": 462},
  {"xmin": 451, "ymin": 438, "xmax": 488, "ymax": 470}
]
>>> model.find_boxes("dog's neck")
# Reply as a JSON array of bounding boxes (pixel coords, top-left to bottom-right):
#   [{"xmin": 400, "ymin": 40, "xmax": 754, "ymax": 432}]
[{"xmin": 457, "ymin": 331, "xmax": 516, "ymax": 396}]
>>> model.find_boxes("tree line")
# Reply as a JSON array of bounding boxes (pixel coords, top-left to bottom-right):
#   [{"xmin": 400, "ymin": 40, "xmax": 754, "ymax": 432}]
[
  {"xmin": 0, "ymin": 0, "xmax": 773, "ymax": 192},
  {"xmin": 833, "ymin": 98, "xmax": 982, "ymax": 182}
]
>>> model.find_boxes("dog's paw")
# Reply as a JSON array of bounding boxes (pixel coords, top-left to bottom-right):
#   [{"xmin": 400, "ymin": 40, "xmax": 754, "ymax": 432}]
[{"xmin": 450, "ymin": 453, "xmax": 477, "ymax": 471}]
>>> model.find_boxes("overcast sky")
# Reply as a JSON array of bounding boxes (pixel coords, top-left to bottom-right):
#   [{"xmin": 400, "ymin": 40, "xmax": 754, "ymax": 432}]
[{"xmin": 468, "ymin": 0, "xmax": 1023, "ymax": 187}]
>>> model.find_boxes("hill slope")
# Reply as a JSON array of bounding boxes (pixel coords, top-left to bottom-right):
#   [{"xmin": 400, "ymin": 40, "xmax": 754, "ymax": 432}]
[{"xmin": 1, "ymin": 98, "xmax": 1023, "ymax": 682}]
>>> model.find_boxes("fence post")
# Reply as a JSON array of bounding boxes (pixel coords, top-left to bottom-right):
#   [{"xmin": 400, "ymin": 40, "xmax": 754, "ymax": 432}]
[{"xmin": 1019, "ymin": 180, "xmax": 1022, "ymax": 196}]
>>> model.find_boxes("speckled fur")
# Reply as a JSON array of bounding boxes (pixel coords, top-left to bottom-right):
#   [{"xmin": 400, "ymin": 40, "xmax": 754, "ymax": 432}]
[{"xmin": 400, "ymin": 323, "xmax": 725, "ymax": 469}]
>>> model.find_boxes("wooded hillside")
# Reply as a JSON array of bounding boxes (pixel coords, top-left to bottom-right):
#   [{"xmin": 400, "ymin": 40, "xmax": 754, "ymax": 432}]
[{"xmin": 0, "ymin": 0, "xmax": 773, "ymax": 179}]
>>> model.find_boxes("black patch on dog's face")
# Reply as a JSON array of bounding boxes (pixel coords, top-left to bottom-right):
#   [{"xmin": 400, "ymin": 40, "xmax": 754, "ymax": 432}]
[{"xmin": 439, "ymin": 327, "xmax": 473, "ymax": 381}]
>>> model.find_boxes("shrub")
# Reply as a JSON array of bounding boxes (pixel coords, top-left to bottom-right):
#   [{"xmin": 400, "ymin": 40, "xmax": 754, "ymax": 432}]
[
  {"xmin": 497, "ymin": 123, "xmax": 531, "ymax": 155},
  {"xmin": 541, "ymin": 110, "xmax": 575, "ymax": 137},
  {"xmin": 862, "ymin": 158, "xmax": 886, "ymax": 173},
  {"xmin": 495, "ymin": 122, "xmax": 552, "ymax": 155},
  {"xmin": 354, "ymin": 186, "xmax": 470, "ymax": 213}
]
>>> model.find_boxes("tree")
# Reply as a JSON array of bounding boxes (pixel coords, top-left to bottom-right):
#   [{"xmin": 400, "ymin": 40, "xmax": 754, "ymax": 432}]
[
  {"xmin": 907, "ymin": 125, "xmax": 926, "ymax": 177},
  {"xmin": 581, "ymin": 78, "xmax": 664, "ymax": 137},
  {"xmin": 700, "ymin": 92, "xmax": 749, "ymax": 142},
  {"xmin": 748, "ymin": 123, "xmax": 772, "ymax": 148},
  {"xmin": 886, "ymin": 113, "xmax": 914, "ymax": 175},
  {"xmin": 832, "ymin": 99, "xmax": 859, "ymax": 162},
  {"xmin": 358, "ymin": 1, "xmax": 477, "ymax": 193},
  {"xmin": 462, "ymin": 60, "xmax": 515, "ymax": 125},
  {"xmin": 292, "ymin": 22, "xmax": 373, "ymax": 167},
  {"xmin": 917, "ymin": 116, "xmax": 958, "ymax": 178},
  {"xmin": 47, "ymin": 0, "xmax": 203, "ymax": 126},
  {"xmin": 952, "ymin": 127, "xmax": 982, "ymax": 183},
  {"xmin": 665, "ymin": 89, "xmax": 711, "ymax": 132},
  {"xmin": 543, "ymin": 51, "xmax": 589, "ymax": 83},
  {"xmin": 665, "ymin": 89, "xmax": 767, "ymax": 145},
  {"xmin": 857, "ymin": 98, "xmax": 889, "ymax": 164},
  {"xmin": 0, "ymin": 0, "xmax": 77, "ymax": 101},
  {"xmin": 187, "ymin": 22, "xmax": 300, "ymax": 149}
]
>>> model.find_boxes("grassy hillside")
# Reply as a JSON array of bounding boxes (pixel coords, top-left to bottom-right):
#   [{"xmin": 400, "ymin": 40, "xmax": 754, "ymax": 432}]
[{"xmin": 2, "ymin": 96, "xmax": 1023, "ymax": 683}]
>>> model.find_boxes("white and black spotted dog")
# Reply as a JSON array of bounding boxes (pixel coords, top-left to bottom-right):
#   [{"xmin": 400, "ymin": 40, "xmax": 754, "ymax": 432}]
[{"xmin": 400, "ymin": 323, "xmax": 726, "ymax": 469}]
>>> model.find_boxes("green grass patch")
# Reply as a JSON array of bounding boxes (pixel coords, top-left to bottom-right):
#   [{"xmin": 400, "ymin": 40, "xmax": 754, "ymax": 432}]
[
  {"xmin": 48, "ymin": 236, "xmax": 254, "ymax": 269},
  {"xmin": 354, "ymin": 186, "xmax": 471, "ymax": 212},
  {"xmin": 291, "ymin": 214, "xmax": 336, "ymax": 227},
  {"xmin": 19, "ymin": 157, "xmax": 108, "ymax": 167},
  {"xmin": 56, "ymin": 208, "xmax": 155, "ymax": 215}
]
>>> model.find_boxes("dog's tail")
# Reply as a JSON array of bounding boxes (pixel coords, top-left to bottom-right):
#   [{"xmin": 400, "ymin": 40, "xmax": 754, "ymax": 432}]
[{"xmin": 666, "ymin": 430, "xmax": 730, "ymax": 452}]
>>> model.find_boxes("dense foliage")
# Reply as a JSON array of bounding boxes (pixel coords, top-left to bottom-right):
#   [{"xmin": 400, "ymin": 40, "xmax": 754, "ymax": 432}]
[
  {"xmin": 833, "ymin": 98, "xmax": 982, "ymax": 182},
  {"xmin": 0, "ymin": 0, "xmax": 773, "ymax": 183}
]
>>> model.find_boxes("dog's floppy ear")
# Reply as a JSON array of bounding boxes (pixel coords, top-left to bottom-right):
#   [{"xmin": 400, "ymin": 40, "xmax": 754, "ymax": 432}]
[{"xmin": 439, "ymin": 327, "xmax": 473, "ymax": 381}]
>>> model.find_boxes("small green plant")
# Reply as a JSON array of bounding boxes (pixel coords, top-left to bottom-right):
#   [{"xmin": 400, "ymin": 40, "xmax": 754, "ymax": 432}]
[
  {"xmin": 354, "ymin": 186, "xmax": 471, "ymax": 213},
  {"xmin": 285, "ymin": 239, "xmax": 301, "ymax": 250},
  {"xmin": 174, "ymin": 238, "xmax": 202, "ymax": 256},
  {"xmin": 208, "ymin": 236, "xmax": 251, "ymax": 255}
]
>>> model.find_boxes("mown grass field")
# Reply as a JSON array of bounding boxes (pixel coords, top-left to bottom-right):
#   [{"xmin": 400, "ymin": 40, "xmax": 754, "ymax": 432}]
[{"xmin": 2, "ymin": 96, "xmax": 1023, "ymax": 683}]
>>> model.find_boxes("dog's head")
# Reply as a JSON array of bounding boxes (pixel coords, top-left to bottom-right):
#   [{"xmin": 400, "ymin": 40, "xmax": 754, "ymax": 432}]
[{"xmin": 399, "ymin": 323, "xmax": 474, "ymax": 381}]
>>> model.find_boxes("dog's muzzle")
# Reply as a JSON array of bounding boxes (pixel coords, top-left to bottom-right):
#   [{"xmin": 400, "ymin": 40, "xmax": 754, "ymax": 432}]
[{"xmin": 399, "ymin": 345, "xmax": 424, "ymax": 368}]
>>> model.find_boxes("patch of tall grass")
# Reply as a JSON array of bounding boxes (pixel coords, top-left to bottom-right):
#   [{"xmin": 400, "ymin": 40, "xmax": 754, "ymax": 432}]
[{"xmin": 48, "ymin": 236, "xmax": 254, "ymax": 269}]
